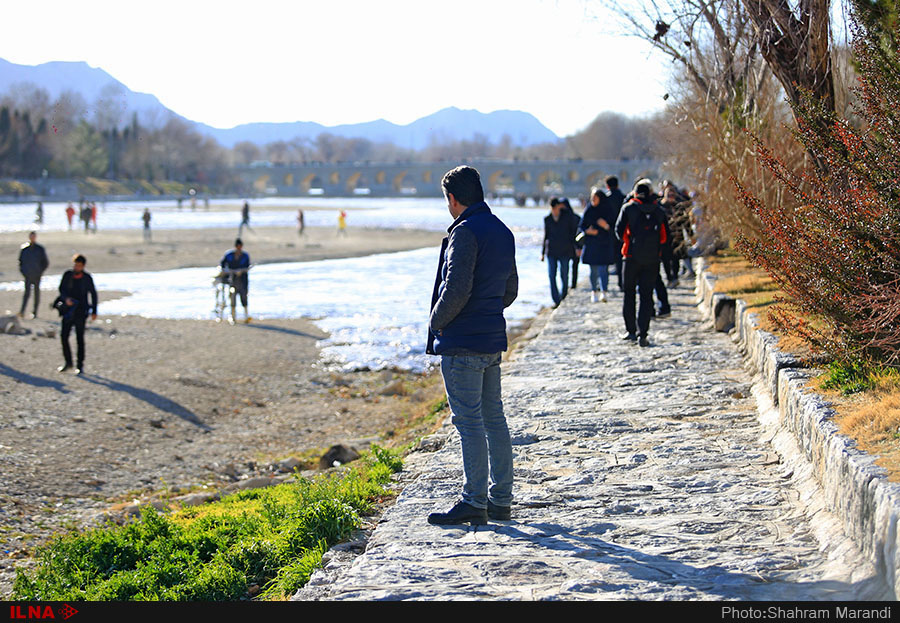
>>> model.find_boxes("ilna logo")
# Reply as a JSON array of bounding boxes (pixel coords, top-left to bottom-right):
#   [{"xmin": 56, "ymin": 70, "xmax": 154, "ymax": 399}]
[{"xmin": 9, "ymin": 605, "xmax": 78, "ymax": 620}]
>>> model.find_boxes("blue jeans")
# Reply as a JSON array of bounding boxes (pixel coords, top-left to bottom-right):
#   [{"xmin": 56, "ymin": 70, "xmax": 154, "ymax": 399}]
[
  {"xmin": 440, "ymin": 353, "xmax": 513, "ymax": 509},
  {"xmin": 588, "ymin": 264, "xmax": 609, "ymax": 292},
  {"xmin": 547, "ymin": 255, "xmax": 570, "ymax": 305}
]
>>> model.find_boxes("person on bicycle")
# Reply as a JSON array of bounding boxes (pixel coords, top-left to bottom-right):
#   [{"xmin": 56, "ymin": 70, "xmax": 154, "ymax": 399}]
[{"xmin": 220, "ymin": 238, "xmax": 251, "ymax": 324}]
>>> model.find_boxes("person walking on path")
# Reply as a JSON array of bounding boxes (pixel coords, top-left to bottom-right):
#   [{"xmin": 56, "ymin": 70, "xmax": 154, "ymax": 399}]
[
  {"xmin": 65, "ymin": 203, "xmax": 75, "ymax": 230},
  {"xmin": 615, "ymin": 180, "xmax": 668, "ymax": 347},
  {"xmin": 17, "ymin": 231, "xmax": 49, "ymax": 319},
  {"xmin": 297, "ymin": 209, "xmax": 305, "ymax": 237},
  {"xmin": 605, "ymin": 176, "xmax": 627, "ymax": 291},
  {"xmin": 34, "ymin": 202, "xmax": 43, "ymax": 226},
  {"xmin": 337, "ymin": 210, "xmax": 348, "ymax": 236},
  {"xmin": 542, "ymin": 197, "xmax": 578, "ymax": 306},
  {"xmin": 90, "ymin": 202, "xmax": 98, "ymax": 233},
  {"xmin": 57, "ymin": 254, "xmax": 98, "ymax": 375},
  {"xmin": 239, "ymin": 200, "xmax": 253, "ymax": 236},
  {"xmin": 560, "ymin": 198, "xmax": 583, "ymax": 290},
  {"xmin": 426, "ymin": 165, "xmax": 518, "ymax": 526},
  {"xmin": 220, "ymin": 238, "xmax": 252, "ymax": 324},
  {"xmin": 579, "ymin": 187, "xmax": 617, "ymax": 303},
  {"xmin": 142, "ymin": 208, "xmax": 152, "ymax": 242}
]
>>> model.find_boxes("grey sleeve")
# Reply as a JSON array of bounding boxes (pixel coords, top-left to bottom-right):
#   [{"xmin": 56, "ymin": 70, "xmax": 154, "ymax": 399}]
[
  {"xmin": 429, "ymin": 227, "xmax": 477, "ymax": 332},
  {"xmin": 503, "ymin": 258, "xmax": 518, "ymax": 308}
]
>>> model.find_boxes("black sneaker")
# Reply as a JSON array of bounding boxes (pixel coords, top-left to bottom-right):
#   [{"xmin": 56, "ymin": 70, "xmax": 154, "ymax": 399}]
[
  {"xmin": 621, "ymin": 332, "xmax": 637, "ymax": 341},
  {"xmin": 427, "ymin": 501, "xmax": 488, "ymax": 526},
  {"xmin": 639, "ymin": 336, "xmax": 650, "ymax": 347},
  {"xmin": 487, "ymin": 501, "xmax": 511, "ymax": 521},
  {"xmin": 657, "ymin": 308, "xmax": 671, "ymax": 319}
]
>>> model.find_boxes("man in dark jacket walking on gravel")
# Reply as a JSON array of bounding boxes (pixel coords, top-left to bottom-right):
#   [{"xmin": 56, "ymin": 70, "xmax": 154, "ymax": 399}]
[
  {"xmin": 615, "ymin": 181, "xmax": 668, "ymax": 347},
  {"xmin": 18, "ymin": 231, "xmax": 49, "ymax": 319},
  {"xmin": 57, "ymin": 254, "xmax": 98, "ymax": 374},
  {"xmin": 426, "ymin": 165, "xmax": 518, "ymax": 526}
]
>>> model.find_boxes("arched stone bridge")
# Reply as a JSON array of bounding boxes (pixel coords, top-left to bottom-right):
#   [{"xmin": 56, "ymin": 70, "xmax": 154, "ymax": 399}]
[{"xmin": 233, "ymin": 158, "xmax": 661, "ymax": 199}]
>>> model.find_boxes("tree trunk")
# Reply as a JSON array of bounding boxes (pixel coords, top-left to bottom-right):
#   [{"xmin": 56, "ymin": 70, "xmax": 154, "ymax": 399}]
[{"xmin": 742, "ymin": 0, "xmax": 835, "ymax": 114}]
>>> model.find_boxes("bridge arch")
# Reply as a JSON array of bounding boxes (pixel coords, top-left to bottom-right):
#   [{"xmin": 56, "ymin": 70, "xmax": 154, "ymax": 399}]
[
  {"xmin": 583, "ymin": 170, "xmax": 607, "ymax": 190},
  {"xmin": 253, "ymin": 174, "xmax": 270, "ymax": 194},
  {"xmin": 300, "ymin": 173, "xmax": 325, "ymax": 193},
  {"xmin": 536, "ymin": 170, "xmax": 564, "ymax": 195},
  {"xmin": 345, "ymin": 171, "xmax": 371, "ymax": 193},
  {"xmin": 393, "ymin": 170, "xmax": 417, "ymax": 194}
]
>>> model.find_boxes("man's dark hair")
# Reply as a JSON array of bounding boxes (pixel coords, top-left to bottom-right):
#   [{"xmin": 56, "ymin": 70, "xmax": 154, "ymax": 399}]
[
  {"xmin": 441, "ymin": 166, "xmax": 484, "ymax": 207},
  {"xmin": 605, "ymin": 176, "xmax": 619, "ymax": 189},
  {"xmin": 549, "ymin": 197, "xmax": 560, "ymax": 207},
  {"xmin": 235, "ymin": 238, "xmax": 243, "ymax": 247},
  {"xmin": 73, "ymin": 254, "xmax": 86, "ymax": 264}
]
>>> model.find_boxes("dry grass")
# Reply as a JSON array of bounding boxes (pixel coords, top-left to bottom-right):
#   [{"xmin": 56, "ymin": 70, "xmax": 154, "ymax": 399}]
[
  {"xmin": 705, "ymin": 251, "xmax": 811, "ymax": 355},
  {"xmin": 812, "ymin": 373, "xmax": 900, "ymax": 482},
  {"xmin": 706, "ymin": 249, "xmax": 900, "ymax": 481}
]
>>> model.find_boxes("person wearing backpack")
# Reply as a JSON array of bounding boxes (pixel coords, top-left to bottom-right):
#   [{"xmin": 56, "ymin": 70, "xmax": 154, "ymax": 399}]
[{"xmin": 615, "ymin": 180, "xmax": 668, "ymax": 347}]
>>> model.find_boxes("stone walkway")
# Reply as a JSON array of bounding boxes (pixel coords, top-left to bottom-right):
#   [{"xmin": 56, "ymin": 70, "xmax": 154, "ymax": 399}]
[{"xmin": 296, "ymin": 279, "xmax": 891, "ymax": 601}]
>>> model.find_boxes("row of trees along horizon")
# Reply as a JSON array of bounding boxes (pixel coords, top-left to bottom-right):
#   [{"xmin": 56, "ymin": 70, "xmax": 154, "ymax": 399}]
[{"xmin": 0, "ymin": 81, "xmax": 659, "ymax": 184}]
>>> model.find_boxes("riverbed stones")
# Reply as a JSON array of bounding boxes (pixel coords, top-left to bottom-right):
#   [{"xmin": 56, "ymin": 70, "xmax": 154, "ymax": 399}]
[{"xmin": 294, "ymin": 280, "xmax": 890, "ymax": 601}]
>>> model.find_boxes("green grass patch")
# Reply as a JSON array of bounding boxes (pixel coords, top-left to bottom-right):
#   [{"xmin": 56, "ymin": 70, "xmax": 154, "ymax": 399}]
[
  {"xmin": 820, "ymin": 360, "xmax": 900, "ymax": 396},
  {"xmin": 12, "ymin": 446, "xmax": 403, "ymax": 601}
]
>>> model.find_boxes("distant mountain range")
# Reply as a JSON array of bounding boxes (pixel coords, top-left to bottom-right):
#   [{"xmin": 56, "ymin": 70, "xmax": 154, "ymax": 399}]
[{"xmin": 0, "ymin": 58, "xmax": 560, "ymax": 149}]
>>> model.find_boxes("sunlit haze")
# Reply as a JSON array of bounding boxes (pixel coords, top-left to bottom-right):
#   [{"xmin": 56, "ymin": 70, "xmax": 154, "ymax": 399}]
[{"xmin": 1, "ymin": 0, "xmax": 669, "ymax": 137}]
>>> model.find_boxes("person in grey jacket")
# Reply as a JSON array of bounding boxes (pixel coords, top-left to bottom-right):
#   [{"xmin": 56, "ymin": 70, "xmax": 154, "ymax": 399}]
[
  {"xmin": 426, "ymin": 165, "xmax": 518, "ymax": 526},
  {"xmin": 18, "ymin": 231, "xmax": 49, "ymax": 319}
]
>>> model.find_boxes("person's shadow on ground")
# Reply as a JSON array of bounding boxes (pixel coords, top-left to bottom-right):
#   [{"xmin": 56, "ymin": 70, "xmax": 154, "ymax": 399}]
[
  {"xmin": 473, "ymin": 521, "xmax": 886, "ymax": 600},
  {"xmin": 0, "ymin": 362, "xmax": 70, "ymax": 394},
  {"xmin": 77, "ymin": 373, "xmax": 211, "ymax": 430},
  {"xmin": 243, "ymin": 322, "xmax": 322, "ymax": 339}
]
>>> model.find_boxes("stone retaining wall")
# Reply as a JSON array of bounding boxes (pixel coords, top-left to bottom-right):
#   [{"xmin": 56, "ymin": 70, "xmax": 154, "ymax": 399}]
[{"xmin": 696, "ymin": 258, "xmax": 900, "ymax": 598}]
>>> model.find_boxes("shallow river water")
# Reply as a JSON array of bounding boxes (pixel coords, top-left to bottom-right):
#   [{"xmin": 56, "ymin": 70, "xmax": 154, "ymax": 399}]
[{"xmin": 1, "ymin": 198, "xmax": 562, "ymax": 372}]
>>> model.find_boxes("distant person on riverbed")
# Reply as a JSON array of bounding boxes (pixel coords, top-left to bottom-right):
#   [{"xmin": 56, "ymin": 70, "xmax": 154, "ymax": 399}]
[
  {"xmin": 57, "ymin": 254, "xmax": 98, "ymax": 375},
  {"xmin": 239, "ymin": 200, "xmax": 253, "ymax": 236},
  {"xmin": 220, "ymin": 238, "xmax": 251, "ymax": 324},
  {"xmin": 297, "ymin": 209, "xmax": 305, "ymax": 237},
  {"xmin": 337, "ymin": 210, "xmax": 347, "ymax": 236},
  {"xmin": 18, "ymin": 231, "xmax": 49, "ymax": 319},
  {"xmin": 142, "ymin": 208, "xmax": 152, "ymax": 242},
  {"xmin": 426, "ymin": 165, "xmax": 518, "ymax": 526},
  {"xmin": 65, "ymin": 202, "xmax": 75, "ymax": 230}
]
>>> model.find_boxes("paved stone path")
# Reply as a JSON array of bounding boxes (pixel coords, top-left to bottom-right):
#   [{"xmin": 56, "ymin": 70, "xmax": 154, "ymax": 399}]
[{"xmin": 296, "ymin": 280, "xmax": 890, "ymax": 600}]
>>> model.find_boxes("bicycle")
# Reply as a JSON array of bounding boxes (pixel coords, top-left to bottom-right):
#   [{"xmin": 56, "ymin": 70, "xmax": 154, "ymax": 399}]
[{"xmin": 212, "ymin": 265, "xmax": 251, "ymax": 324}]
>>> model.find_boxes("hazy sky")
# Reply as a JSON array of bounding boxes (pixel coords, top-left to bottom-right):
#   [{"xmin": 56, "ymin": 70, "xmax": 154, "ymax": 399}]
[{"xmin": 2, "ymin": 0, "xmax": 671, "ymax": 137}]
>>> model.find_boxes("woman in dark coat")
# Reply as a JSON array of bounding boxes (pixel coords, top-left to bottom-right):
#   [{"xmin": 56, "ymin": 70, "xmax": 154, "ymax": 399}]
[{"xmin": 579, "ymin": 187, "xmax": 618, "ymax": 302}]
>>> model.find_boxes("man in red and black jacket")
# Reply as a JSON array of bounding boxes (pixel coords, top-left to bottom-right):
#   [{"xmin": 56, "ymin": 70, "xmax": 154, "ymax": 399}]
[{"xmin": 614, "ymin": 180, "xmax": 668, "ymax": 347}]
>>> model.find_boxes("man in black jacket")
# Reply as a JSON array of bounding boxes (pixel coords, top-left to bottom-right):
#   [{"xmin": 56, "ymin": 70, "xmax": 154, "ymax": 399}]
[
  {"xmin": 542, "ymin": 198, "xmax": 578, "ymax": 306},
  {"xmin": 18, "ymin": 231, "xmax": 49, "ymax": 319},
  {"xmin": 57, "ymin": 254, "xmax": 98, "ymax": 375},
  {"xmin": 606, "ymin": 176, "xmax": 627, "ymax": 291}
]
